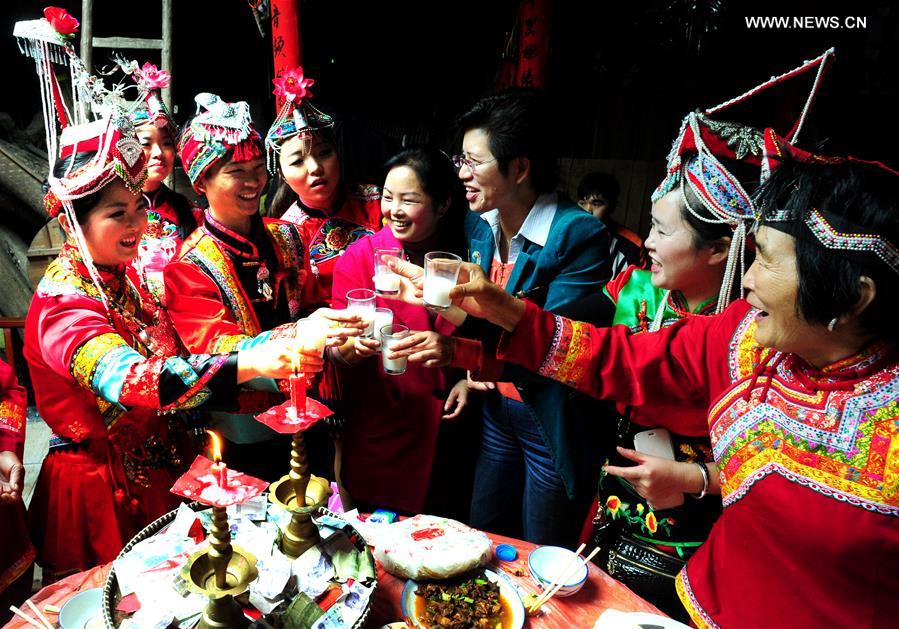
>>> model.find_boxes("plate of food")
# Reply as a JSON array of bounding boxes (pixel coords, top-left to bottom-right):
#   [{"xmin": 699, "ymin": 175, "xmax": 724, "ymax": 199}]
[{"xmin": 400, "ymin": 568, "xmax": 526, "ymax": 629}]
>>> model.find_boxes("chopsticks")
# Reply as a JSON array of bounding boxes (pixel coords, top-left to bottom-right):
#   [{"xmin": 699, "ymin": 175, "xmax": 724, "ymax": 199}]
[
  {"xmin": 25, "ymin": 600, "xmax": 54, "ymax": 629},
  {"xmin": 528, "ymin": 545, "xmax": 600, "ymax": 613},
  {"xmin": 9, "ymin": 602, "xmax": 54, "ymax": 629}
]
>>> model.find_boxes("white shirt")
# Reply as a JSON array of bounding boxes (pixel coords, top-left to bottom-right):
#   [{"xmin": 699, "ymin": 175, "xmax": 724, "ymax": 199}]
[{"xmin": 479, "ymin": 193, "xmax": 558, "ymax": 265}]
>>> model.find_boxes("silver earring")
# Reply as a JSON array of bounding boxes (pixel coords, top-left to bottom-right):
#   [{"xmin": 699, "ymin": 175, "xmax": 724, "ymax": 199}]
[{"xmin": 827, "ymin": 317, "xmax": 838, "ymax": 332}]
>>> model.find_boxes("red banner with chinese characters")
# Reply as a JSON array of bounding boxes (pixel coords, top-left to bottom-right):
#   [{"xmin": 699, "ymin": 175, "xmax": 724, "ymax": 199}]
[
  {"xmin": 516, "ymin": 0, "xmax": 551, "ymax": 88},
  {"xmin": 271, "ymin": 0, "xmax": 302, "ymax": 111}
]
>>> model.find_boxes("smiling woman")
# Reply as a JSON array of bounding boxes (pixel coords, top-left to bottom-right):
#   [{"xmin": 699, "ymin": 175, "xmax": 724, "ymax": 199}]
[{"xmin": 445, "ymin": 149, "xmax": 899, "ymax": 628}]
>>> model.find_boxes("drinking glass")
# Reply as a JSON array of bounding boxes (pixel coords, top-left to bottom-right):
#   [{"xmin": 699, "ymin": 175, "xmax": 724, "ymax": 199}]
[
  {"xmin": 423, "ymin": 251, "xmax": 462, "ymax": 310},
  {"xmin": 380, "ymin": 323, "xmax": 410, "ymax": 375},
  {"xmin": 372, "ymin": 308, "xmax": 394, "ymax": 352},
  {"xmin": 346, "ymin": 288, "xmax": 376, "ymax": 337},
  {"xmin": 373, "ymin": 247, "xmax": 403, "ymax": 295}
]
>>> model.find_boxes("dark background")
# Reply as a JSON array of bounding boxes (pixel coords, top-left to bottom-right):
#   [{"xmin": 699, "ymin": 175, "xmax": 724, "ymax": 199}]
[{"xmin": 2, "ymin": 0, "xmax": 897, "ymax": 179}]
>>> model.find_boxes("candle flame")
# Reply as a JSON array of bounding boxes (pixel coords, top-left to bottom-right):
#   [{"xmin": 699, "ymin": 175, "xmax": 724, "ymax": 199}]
[{"xmin": 207, "ymin": 430, "xmax": 222, "ymax": 463}]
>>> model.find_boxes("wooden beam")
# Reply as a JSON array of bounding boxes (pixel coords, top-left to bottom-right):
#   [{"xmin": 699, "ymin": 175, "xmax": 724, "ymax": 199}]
[{"xmin": 92, "ymin": 36, "xmax": 164, "ymax": 50}]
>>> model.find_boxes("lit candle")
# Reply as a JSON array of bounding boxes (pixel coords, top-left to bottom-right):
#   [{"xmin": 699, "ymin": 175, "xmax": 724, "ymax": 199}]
[{"xmin": 208, "ymin": 430, "xmax": 227, "ymax": 488}]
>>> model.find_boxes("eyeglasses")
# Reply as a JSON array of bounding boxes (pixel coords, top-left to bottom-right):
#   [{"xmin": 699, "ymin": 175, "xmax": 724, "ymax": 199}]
[{"xmin": 451, "ymin": 154, "xmax": 497, "ymax": 172}]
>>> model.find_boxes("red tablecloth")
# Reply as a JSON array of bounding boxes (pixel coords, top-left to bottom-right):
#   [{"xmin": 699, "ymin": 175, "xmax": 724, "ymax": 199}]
[{"xmin": 6, "ymin": 533, "xmax": 663, "ymax": 628}]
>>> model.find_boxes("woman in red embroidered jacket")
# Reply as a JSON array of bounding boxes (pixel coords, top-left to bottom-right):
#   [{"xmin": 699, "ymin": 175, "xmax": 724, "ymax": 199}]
[
  {"xmin": 165, "ymin": 94, "xmax": 357, "ymax": 480},
  {"xmin": 266, "ymin": 68, "xmax": 382, "ymax": 303},
  {"xmin": 127, "ymin": 61, "xmax": 201, "ymax": 305},
  {"xmin": 17, "ymin": 7, "xmax": 318, "ymax": 582},
  {"xmin": 446, "ymin": 149, "xmax": 899, "ymax": 627},
  {"xmin": 26, "ymin": 150, "xmax": 321, "ymax": 580},
  {"xmin": 0, "ymin": 359, "xmax": 34, "ymax": 622}
]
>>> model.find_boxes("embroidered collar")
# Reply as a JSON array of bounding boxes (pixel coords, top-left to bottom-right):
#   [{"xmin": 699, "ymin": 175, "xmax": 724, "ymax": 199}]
[
  {"xmin": 785, "ymin": 341, "xmax": 896, "ymax": 392},
  {"xmin": 668, "ymin": 290, "xmax": 718, "ymax": 317},
  {"xmin": 202, "ymin": 209, "xmax": 264, "ymax": 259},
  {"xmin": 60, "ymin": 241, "xmax": 127, "ymax": 290},
  {"xmin": 295, "ymin": 187, "xmax": 346, "ymax": 220}
]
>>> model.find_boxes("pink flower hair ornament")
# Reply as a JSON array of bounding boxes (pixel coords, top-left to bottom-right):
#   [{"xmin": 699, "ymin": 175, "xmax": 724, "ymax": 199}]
[
  {"xmin": 136, "ymin": 62, "xmax": 171, "ymax": 90},
  {"xmin": 43, "ymin": 6, "xmax": 79, "ymax": 37},
  {"xmin": 272, "ymin": 67, "xmax": 314, "ymax": 103}
]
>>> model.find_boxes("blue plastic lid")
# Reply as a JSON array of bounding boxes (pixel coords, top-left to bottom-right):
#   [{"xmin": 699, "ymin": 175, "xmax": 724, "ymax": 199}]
[{"xmin": 495, "ymin": 543, "xmax": 518, "ymax": 561}]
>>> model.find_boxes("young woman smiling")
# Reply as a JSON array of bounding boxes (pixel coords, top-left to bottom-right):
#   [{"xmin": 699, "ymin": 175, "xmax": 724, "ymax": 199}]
[
  {"xmin": 330, "ymin": 147, "xmax": 474, "ymax": 515},
  {"xmin": 26, "ymin": 146, "xmax": 320, "ymax": 579}
]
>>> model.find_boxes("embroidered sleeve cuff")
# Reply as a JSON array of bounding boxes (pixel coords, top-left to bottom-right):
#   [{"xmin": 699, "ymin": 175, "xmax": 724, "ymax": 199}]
[
  {"xmin": 0, "ymin": 400, "xmax": 26, "ymax": 440},
  {"xmin": 497, "ymin": 300, "xmax": 596, "ymax": 387}
]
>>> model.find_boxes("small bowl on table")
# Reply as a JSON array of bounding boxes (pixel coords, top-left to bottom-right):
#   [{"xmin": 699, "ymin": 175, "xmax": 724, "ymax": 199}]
[
  {"xmin": 59, "ymin": 588, "xmax": 104, "ymax": 629},
  {"xmin": 527, "ymin": 545, "xmax": 588, "ymax": 598}
]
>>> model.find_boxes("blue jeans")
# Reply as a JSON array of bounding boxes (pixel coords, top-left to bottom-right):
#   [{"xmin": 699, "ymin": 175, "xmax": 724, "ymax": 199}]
[{"xmin": 470, "ymin": 393, "xmax": 584, "ymax": 547}]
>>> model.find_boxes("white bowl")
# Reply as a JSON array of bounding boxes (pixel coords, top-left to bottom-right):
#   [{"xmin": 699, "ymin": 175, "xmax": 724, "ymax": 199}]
[
  {"xmin": 59, "ymin": 588, "xmax": 104, "ymax": 629},
  {"xmin": 527, "ymin": 545, "xmax": 588, "ymax": 597}
]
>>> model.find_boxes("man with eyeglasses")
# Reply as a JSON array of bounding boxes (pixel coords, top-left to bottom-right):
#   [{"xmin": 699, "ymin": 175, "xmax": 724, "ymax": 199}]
[{"xmin": 445, "ymin": 88, "xmax": 614, "ymax": 547}]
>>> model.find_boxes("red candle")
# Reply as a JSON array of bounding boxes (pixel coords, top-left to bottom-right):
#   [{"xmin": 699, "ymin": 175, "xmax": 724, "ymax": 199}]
[{"xmin": 289, "ymin": 373, "xmax": 306, "ymax": 419}]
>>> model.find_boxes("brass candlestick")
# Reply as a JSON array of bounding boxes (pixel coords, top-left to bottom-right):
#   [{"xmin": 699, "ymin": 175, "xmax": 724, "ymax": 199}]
[
  {"xmin": 182, "ymin": 502, "xmax": 258, "ymax": 628},
  {"xmin": 269, "ymin": 430, "xmax": 332, "ymax": 559}
]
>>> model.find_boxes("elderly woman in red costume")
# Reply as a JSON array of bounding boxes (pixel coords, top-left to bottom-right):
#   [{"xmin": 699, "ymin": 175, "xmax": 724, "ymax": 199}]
[
  {"xmin": 443, "ymin": 137, "xmax": 899, "ymax": 627},
  {"xmin": 266, "ymin": 67, "xmax": 382, "ymax": 301},
  {"xmin": 17, "ymin": 12, "xmax": 320, "ymax": 579},
  {"xmin": 0, "ymin": 360, "xmax": 33, "ymax": 623},
  {"xmin": 164, "ymin": 93, "xmax": 358, "ymax": 480}
]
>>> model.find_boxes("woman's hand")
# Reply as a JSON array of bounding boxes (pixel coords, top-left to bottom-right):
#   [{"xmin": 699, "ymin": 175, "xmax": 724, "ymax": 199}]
[
  {"xmin": 449, "ymin": 262, "xmax": 525, "ymax": 331},
  {"xmin": 383, "ymin": 256, "xmax": 424, "ymax": 306},
  {"xmin": 442, "ymin": 378, "xmax": 471, "ymax": 420},
  {"xmin": 237, "ymin": 339, "xmax": 325, "ymax": 383},
  {"xmin": 352, "ymin": 336, "xmax": 381, "ymax": 360},
  {"xmin": 603, "ymin": 446, "xmax": 710, "ymax": 510},
  {"xmin": 386, "ymin": 330, "xmax": 455, "ymax": 368},
  {"xmin": 0, "ymin": 451, "xmax": 24, "ymax": 504},
  {"xmin": 467, "ymin": 370, "xmax": 496, "ymax": 392},
  {"xmin": 308, "ymin": 308, "xmax": 366, "ymax": 345}
]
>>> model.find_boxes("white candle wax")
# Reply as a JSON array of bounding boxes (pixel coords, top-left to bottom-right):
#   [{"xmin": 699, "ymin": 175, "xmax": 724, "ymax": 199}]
[
  {"xmin": 373, "ymin": 273, "xmax": 401, "ymax": 294},
  {"xmin": 423, "ymin": 276, "xmax": 456, "ymax": 308},
  {"xmin": 381, "ymin": 335, "xmax": 407, "ymax": 375}
]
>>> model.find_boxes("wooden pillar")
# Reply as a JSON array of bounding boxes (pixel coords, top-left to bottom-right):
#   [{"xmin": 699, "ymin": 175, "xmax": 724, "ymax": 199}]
[
  {"xmin": 80, "ymin": 0, "xmax": 93, "ymax": 72},
  {"xmin": 161, "ymin": 0, "xmax": 173, "ymax": 113}
]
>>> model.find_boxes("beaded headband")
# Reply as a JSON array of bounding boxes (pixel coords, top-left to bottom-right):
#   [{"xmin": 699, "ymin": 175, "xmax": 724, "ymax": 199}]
[
  {"xmin": 264, "ymin": 66, "xmax": 334, "ymax": 174},
  {"xmin": 765, "ymin": 206, "xmax": 899, "ymax": 275}
]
